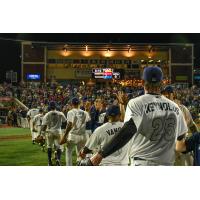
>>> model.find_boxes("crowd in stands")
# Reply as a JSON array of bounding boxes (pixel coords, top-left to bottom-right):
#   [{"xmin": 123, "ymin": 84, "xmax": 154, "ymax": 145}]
[{"xmin": 1, "ymin": 81, "xmax": 200, "ymax": 126}]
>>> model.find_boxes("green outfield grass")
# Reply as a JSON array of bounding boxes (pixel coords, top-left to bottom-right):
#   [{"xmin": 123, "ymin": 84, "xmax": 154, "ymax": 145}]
[
  {"xmin": 0, "ymin": 127, "xmax": 30, "ymax": 136},
  {"xmin": 0, "ymin": 128, "xmax": 77, "ymax": 166}
]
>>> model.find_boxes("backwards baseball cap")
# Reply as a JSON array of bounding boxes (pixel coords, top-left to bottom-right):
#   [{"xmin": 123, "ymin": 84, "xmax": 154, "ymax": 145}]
[
  {"xmin": 71, "ymin": 97, "xmax": 80, "ymax": 105},
  {"xmin": 106, "ymin": 105, "xmax": 120, "ymax": 117},
  {"xmin": 49, "ymin": 101, "xmax": 56, "ymax": 109},
  {"xmin": 162, "ymin": 85, "xmax": 174, "ymax": 93},
  {"xmin": 143, "ymin": 66, "xmax": 163, "ymax": 83}
]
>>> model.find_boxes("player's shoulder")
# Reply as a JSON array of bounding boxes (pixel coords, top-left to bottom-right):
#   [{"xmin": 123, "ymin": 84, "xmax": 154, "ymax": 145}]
[
  {"xmin": 179, "ymin": 104, "xmax": 189, "ymax": 111},
  {"xmin": 93, "ymin": 123, "xmax": 109, "ymax": 133},
  {"xmin": 162, "ymin": 95, "xmax": 180, "ymax": 108},
  {"xmin": 128, "ymin": 95, "xmax": 146, "ymax": 108},
  {"xmin": 67, "ymin": 109, "xmax": 75, "ymax": 115}
]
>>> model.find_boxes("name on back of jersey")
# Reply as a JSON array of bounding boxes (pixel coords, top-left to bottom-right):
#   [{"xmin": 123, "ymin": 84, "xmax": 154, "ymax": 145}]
[
  {"xmin": 106, "ymin": 127, "xmax": 121, "ymax": 136},
  {"xmin": 145, "ymin": 102, "xmax": 179, "ymax": 115}
]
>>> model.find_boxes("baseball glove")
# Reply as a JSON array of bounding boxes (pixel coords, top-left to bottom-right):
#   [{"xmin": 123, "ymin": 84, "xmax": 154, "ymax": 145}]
[
  {"xmin": 35, "ymin": 135, "xmax": 45, "ymax": 146},
  {"xmin": 77, "ymin": 158, "xmax": 93, "ymax": 166}
]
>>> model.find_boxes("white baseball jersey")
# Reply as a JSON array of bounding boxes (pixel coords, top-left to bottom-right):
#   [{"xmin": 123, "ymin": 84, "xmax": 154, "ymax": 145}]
[
  {"xmin": 67, "ymin": 108, "xmax": 88, "ymax": 135},
  {"xmin": 27, "ymin": 108, "xmax": 39, "ymax": 119},
  {"xmin": 124, "ymin": 94, "xmax": 188, "ymax": 165},
  {"xmin": 32, "ymin": 113, "xmax": 44, "ymax": 126},
  {"xmin": 42, "ymin": 110, "xmax": 67, "ymax": 134},
  {"xmin": 179, "ymin": 104, "xmax": 194, "ymax": 128},
  {"xmin": 85, "ymin": 121, "xmax": 129, "ymax": 165}
]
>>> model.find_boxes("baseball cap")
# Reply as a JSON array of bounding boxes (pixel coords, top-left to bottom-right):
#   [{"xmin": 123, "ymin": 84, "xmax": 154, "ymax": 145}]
[
  {"xmin": 71, "ymin": 97, "xmax": 80, "ymax": 105},
  {"xmin": 162, "ymin": 85, "xmax": 174, "ymax": 93},
  {"xmin": 106, "ymin": 105, "xmax": 120, "ymax": 117},
  {"xmin": 49, "ymin": 101, "xmax": 56, "ymax": 109},
  {"xmin": 143, "ymin": 66, "xmax": 163, "ymax": 83}
]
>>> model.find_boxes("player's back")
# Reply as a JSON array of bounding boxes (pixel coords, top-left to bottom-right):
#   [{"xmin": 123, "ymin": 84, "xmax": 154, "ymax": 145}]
[
  {"xmin": 68, "ymin": 108, "xmax": 87, "ymax": 135},
  {"xmin": 33, "ymin": 113, "xmax": 44, "ymax": 126},
  {"xmin": 86, "ymin": 121, "xmax": 129, "ymax": 165},
  {"xmin": 43, "ymin": 110, "xmax": 66, "ymax": 133},
  {"xmin": 27, "ymin": 108, "xmax": 39, "ymax": 119},
  {"xmin": 125, "ymin": 94, "xmax": 187, "ymax": 165}
]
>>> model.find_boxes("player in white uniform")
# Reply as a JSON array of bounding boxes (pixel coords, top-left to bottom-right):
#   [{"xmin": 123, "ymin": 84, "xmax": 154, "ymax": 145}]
[
  {"xmin": 27, "ymin": 107, "xmax": 39, "ymax": 144},
  {"xmin": 79, "ymin": 105, "xmax": 129, "ymax": 166},
  {"xmin": 162, "ymin": 85, "xmax": 199, "ymax": 165},
  {"xmin": 88, "ymin": 66, "xmax": 188, "ymax": 166},
  {"xmin": 41, "ymin": 101, "xmax": 67, "ymax": 166},
  {"xmin": 60, "ymin": 97, "xmax": 89, "ymax": 166},
  {"xmin": 32, "ymin": 108, "xmax": 44, "ymax": 139}
]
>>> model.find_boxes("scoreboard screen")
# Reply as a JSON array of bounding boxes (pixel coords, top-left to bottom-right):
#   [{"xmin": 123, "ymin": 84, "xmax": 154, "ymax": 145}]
[{"xmin": 92, "ymin": 68, "xmax": 113, "ymax": 79}]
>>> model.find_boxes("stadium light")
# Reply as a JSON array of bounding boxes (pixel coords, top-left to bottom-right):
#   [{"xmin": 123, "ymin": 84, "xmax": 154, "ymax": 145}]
[{"xmin": 105, "ymin": 48, "xmax": 111, "ymax": 57}]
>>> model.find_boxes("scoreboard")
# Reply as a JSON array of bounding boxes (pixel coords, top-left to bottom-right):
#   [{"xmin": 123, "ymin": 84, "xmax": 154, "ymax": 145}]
[{"xmin": 92, "ymin": 68, "xmax": 113, "ymax": 79}]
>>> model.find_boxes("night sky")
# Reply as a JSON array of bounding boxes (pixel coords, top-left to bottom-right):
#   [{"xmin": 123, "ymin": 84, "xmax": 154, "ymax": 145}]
[{"xmin": 1, "ymin": 33, "xmax": 200, "ymax": 82}]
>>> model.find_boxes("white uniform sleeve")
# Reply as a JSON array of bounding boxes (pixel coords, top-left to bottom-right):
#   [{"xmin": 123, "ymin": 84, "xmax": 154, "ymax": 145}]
[
  {"xmin": 42, "ymin": 113, "xmax": 49, "ymax": 126},
  {"xmin": 61, "ymin": 112, "xmax": 67, "ymax": 123},
  {"xmin": 85, "ymin": 128, "xmax": 100, "ymax": 150},
  {"xmin": 182, "ymin": 106, "xmax": 194, "ymax": 128},
  {"xmin": 177, "ymin": 108, "xmax": 188, "ymax": 138},
  {"xmin": 124, "ymin": 99, "xmax": 143, "ymax": 130},
  {"xmin": 67, "ymin": 111, "xmax": 75, "ymax": 123}
]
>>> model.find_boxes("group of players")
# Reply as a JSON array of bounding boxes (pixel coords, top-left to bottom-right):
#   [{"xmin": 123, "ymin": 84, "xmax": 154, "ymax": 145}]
[{"xmin": 26, "ymin": 66, "xmax": 200, "ymax": 166}]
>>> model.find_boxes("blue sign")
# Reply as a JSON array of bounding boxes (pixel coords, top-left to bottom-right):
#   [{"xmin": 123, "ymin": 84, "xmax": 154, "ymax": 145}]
[{"xmin": 26, "ymin": 74, "xmax": 41, "ymax": 80}]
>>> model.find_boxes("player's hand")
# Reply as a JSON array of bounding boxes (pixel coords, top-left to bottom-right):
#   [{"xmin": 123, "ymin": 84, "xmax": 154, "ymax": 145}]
[
  {"xmin": 90, "ymin": 153, "xmax": 103, "ymax": 166},
  {"xmin": 79, "ymin": 150, "xmax": 86, "ymax": 159},
  {"xmin": 116, "ymin": 91, "xmax": 127, "ymax": 105},
  {"xmin": 59, "ymin": 136, "xmax": 67, "ymax": 145}
]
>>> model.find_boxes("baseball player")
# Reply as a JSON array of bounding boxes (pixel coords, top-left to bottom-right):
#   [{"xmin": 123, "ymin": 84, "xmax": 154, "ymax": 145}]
[
  {"xmin": 79, "ymin": 105, "xmax": 129, "ymax": 166},
  {"xmin": 27, "ymin": 107, "xmax": 40, "ymax": 144},
  {"xmin": 88, "ymin": 66, "xmax": 188, "ymax": 166},
  {"xmin": 41, "ymin": 101, "xmax": 67, "ymax": 166},
  {"xmin": 162, "ymin": 85, "xmax": 199, "ymax": 165},
  {"xmin": 32, "ymin": 108, "xmax": 44, "ymax": 138},
  {"xmin": 60, "ymin": 97, "xmax": 89, "ymax": 166}
]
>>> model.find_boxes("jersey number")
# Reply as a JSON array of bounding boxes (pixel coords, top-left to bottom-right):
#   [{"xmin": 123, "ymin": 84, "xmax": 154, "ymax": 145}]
[{"xmin": 150, "ymin": 116, "xmax": 176, "ymax": 142}]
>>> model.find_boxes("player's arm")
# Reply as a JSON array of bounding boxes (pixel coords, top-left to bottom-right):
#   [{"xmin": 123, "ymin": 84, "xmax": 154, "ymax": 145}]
[
  {"xmin": 115, "ymin": 91, "xmax": 126, "ymax": 121},
  {"xmin": 80, "ymin": 130, "xmax": 100, "ymax": 159},
  {"xmin": 60, "ymin": 121, "xmax": 73, "ymax": 145},
  {"xmin": 176, "ymin": 107, "xmax": 189, "ymax": 153},
  {"xmin": 40, "ymin": 113, "xmax": 48, "ymax": 136},
  {"xmin": 176, "ymin": 134, "xmax": 187, "ymax": 152},
  {"xmin": 176, "ymin": 132, "xmax": 200, "ymax": 153},
  {"xmin": 185, "ymin": 107, "xmax": 199, "ymax": 132},
  {"xmin": 90, "ymin": 118, "xmax": 137, "ymax": 165},
  {"xmin": 32, "ymin": 116, "xmax": 37, "ymax": 132}
]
